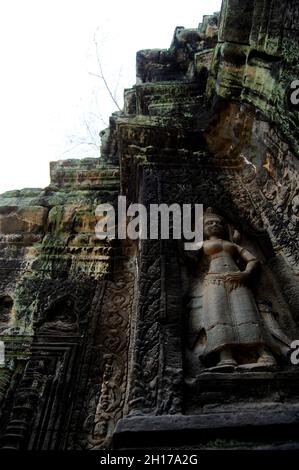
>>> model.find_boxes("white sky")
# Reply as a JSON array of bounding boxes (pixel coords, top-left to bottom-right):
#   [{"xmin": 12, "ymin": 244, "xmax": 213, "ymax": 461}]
[{"xmin": 0, "ymin": 0, "xmax": 221, "ymax": 193}]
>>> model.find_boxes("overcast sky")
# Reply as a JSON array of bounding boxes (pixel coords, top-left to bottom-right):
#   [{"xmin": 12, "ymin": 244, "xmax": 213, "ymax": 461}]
[{"xmin": 0, "ymin": 0, "xmax": 221, "ymax": 193}]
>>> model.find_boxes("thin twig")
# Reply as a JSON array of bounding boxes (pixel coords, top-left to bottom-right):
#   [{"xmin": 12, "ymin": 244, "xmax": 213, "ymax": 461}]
[
  {"xmin": 113, "ymin": 65, "xmax": 123, "ymax": 101},
  {"xmin": 93, "ymin": 37, "xmax": 122, "ymax": 112}
]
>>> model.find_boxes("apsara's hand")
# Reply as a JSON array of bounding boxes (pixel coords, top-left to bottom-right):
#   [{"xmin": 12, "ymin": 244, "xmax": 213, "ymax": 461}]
[{"xmin": 224, "ymin": 271, "xmax": 250, "ymax": 283}]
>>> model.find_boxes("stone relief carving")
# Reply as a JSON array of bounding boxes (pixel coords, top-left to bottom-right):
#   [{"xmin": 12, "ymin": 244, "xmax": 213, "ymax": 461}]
[
  {"xmin": 0, "ymin": 359, "xmax": 47, "ymax": 449},
  {"xmin": 38, "ymin": 296, "xmax": 78, "ymax": 333},
  {"xmin": 186, "ymin": 208, "xmax": 294, "ymax": 373},
  {"xmin": 79, "ymin": 265, "xmax": 135, "ymax": 450},
  {"xmin": 34, "ymin": 280, "xmax": 95, "ymax": 334}
]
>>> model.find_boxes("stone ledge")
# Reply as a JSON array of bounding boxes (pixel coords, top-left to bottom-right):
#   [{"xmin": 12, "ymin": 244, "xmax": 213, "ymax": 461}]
[{"xmin": 113, "ymin": 409, "xmax": 299, "ymax": 449}]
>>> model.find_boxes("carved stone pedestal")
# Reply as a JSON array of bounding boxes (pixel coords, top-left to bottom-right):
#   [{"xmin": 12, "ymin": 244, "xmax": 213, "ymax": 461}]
[
  {"xmin": 113, "ymin": 368, "xmax": 299, "ymax": 450},
  {"xmin": 113, "ymin": 409, "xmax": 299, "ymax": 450},
  {"xmin": 185, "ymin": 369, "xmax": 299, "ymax": 413}
]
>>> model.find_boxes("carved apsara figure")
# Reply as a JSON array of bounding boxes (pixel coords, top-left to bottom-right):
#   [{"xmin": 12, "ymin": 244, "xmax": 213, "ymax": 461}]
[{"xmin": 190, "ymin": 208, "xmax": 278, "ymax": 372}]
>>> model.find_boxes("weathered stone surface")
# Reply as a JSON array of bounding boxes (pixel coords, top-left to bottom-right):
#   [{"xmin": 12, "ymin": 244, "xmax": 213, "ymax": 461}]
[
  {"xmin": 208, "ymin": 0, "xmax": 299, "ymax": 154},
  {"xmin": 0, "ymin": 206, "xmax": 48, "ymax": 235},
  {"xmin": 113, "ymin": 408, "xmax": 299, "ymax": 449}
]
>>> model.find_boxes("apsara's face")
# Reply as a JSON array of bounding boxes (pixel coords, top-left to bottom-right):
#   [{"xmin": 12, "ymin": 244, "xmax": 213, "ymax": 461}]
[{"xmin": 204, "ymin": 217, "xmax": 225, "ymax": 239}]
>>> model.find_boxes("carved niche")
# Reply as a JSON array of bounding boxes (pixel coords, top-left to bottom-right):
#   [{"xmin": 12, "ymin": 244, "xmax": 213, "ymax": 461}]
[
  {"xmin": 184, "ymin": 208, "xmax": 298, "ymax": 377},
  {"xmin": 0, "ymin": 295, "xmax": 13, "ymax": 327}
]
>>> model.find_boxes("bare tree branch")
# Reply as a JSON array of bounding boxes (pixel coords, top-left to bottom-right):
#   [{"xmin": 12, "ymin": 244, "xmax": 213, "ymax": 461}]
[
  {"xmin": 61, "ymin": 27, "xmax": 122, "ymax": 158},
  {"xmin": 59, "ymin": 140, "xmax": 99, "ymax": 157},
  {"xmin": 93, "ymin": 35, "xmax": 122, "ymax": 112},
  {"xmin": 113, "ymin": 65, "xmax": 123, "ymax": 101}
]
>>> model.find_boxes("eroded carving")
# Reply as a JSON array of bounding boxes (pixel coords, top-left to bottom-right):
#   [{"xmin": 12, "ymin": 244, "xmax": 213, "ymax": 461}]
[{"xmin": 187, "ymin": 208, "xmax": 293, "ymax": 373}]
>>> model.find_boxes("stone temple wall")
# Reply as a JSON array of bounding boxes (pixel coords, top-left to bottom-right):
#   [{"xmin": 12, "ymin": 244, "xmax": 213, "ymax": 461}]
[{"xmin": 0, "ymin": 0, "xmax": 298, "ymax": 450}]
